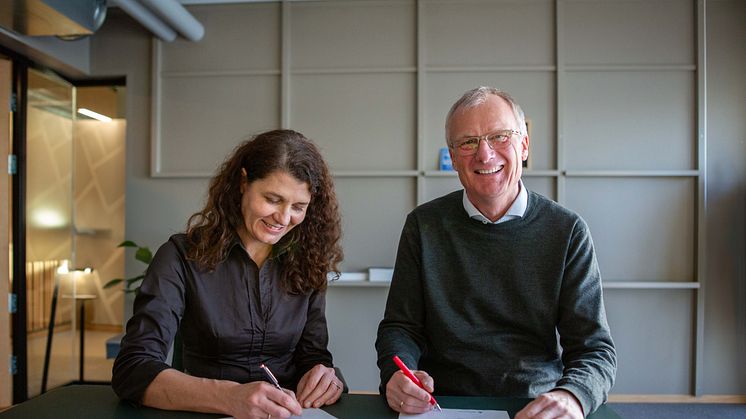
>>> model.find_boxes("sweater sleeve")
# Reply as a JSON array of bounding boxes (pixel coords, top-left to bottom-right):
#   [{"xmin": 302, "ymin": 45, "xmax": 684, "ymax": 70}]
[
  {"xmin": 553, "ymin": 218, "xmax": 617, "ymax": 415},
  {"xmin": 111, "ymin": 239, "xmax": 186, "ymax": 404},
  {"xmin": 375, "ymin": 213, "xmax": 428, "ymax": 393}
]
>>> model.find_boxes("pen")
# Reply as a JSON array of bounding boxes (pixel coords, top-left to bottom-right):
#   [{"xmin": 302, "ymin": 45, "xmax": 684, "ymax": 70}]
[
  {"xmin": 392, "ymin": 355, "xmax": 442, "ymax": 411},
  {"xmin": 260, "ymin": 363, "xmax": 283, "ymax": 391}
]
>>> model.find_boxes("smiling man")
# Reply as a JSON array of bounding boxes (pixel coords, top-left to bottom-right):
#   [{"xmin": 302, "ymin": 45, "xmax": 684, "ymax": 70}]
[{"xmin": 376, "ymin": 87, "xmax": 617, "ymax": 419}]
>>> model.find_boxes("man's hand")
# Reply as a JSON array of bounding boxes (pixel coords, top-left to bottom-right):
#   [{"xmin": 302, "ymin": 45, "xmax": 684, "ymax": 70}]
[
  {"xmin": 514, "ymin": 390, "xmax": 583, "ymax": 419},
  {"xmin": 296, "ymin": 364, "xmax": 343, "ymax": 408},
  {"xmin": 385, "ymin": 370, "xmax": 435, "ymax": 414}
]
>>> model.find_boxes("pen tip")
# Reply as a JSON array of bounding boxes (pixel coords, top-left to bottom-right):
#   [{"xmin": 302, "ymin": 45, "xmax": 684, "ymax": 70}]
[{"xmin": 435, "ymin": 403, "xmax": 442, "ymax": 411}]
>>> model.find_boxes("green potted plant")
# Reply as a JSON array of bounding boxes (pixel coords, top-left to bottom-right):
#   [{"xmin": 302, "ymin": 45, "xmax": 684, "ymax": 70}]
[{"xmin": 104, "ymin": 240, "xmax": 152, "ymax": 293}]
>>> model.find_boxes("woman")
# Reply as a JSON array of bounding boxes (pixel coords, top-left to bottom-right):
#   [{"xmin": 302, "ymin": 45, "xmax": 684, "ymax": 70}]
[{"xmin": 112, "ymin": 130, "xmax": 344, "ymax": 419}]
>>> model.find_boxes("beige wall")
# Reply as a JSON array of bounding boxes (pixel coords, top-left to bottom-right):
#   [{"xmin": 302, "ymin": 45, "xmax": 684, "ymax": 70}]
[{"xmin": 73, "ymin": 119, "xmax": 126, "ymax": 326}]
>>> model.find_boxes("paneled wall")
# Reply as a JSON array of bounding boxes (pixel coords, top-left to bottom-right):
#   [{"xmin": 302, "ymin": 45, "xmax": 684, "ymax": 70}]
[{"xmin": 89, "ymin": 0, "xmax": 746, "ymax": 395}]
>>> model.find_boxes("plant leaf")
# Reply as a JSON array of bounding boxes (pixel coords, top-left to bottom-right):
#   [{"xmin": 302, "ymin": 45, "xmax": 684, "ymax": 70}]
[
  {"xmin": 125, "ymin": 275, "xmax": 145, "ymax": 285},
  {"xmin": 118, "ymin": 240, "xmax": 138, "ymax": 248},
  {"xmin": 135, "ymin": 247, "xmax": 153, "ymax": 264},
  {"xmin": 103, "ymin": 278, "xmax": 123, "ymax": 288}
]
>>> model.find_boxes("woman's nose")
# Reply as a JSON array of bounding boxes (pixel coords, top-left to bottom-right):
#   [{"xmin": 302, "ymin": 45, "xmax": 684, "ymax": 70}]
[{"xmin": 275, "ymin": 206, "xmax": 291, "ymax": 225}]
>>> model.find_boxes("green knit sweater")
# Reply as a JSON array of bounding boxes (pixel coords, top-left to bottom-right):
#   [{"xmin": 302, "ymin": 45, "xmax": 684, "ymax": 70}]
[{"xmin": 376, "ymin": 190, "xmax": 616, "ymax": 415}]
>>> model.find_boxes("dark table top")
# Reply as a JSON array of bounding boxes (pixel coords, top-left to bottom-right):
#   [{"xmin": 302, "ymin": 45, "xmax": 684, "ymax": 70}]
[{"xmin": 0, "ymin": 385, "xmax": 621, "ymax": 419}]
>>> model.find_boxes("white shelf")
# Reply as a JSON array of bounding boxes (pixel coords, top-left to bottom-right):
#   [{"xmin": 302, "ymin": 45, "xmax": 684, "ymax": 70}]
[
  {"xmin": 292, "ymin": 67, "xmax": 416, "ymax": 75},
  {"xmin": 330, "ymin": 281, "xmax": 698, "ymax": 290},
  {"xmin": 330, "ymin": 280, "xmax": 390, "ymax": 288},
  {"xmin": 564, "ymin": 64, "xmax": 696, "ymax": 72},
  {"xmin": 603, "ymin": 281, "xmax": 700, "ymax": 290},
  {"xmin": 564, "ymin": 170, "xmax": 699, "ymax": 177},
  {"xmin": 332, "ymin": 170, "xmax": 419, "ymax": 178},
  {"xmin": 426, "ymin": 65, "xmax": 556, "ymax": 73}
]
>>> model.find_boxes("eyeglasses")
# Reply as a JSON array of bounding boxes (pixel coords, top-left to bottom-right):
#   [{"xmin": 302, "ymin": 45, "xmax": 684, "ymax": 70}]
[{"xmin": 449, "ymin": 129, "xmax": 521, "ymax": 155}]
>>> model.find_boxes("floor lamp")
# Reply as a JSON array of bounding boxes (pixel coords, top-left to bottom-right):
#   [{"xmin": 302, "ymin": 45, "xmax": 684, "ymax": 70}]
[{"xmin": 41, "ymin": 262, "xmax": 96, "ymax": 393}]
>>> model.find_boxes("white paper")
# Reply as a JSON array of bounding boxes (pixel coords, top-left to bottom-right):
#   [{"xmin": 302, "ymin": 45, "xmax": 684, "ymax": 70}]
[
  {"xmin": 400, "ymin": 408, "xmax": 510, "ymax": 419},
  {"xmin": 222, "ymin": 408, "xmax": 337, "ymax": 419},
  {"xmin": 290, "ymin": 407, "xmax": 339, "ymax": 418}
]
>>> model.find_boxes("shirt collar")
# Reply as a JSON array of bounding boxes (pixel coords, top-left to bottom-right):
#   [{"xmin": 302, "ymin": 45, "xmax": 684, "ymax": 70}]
[{"xmin": 462, "ymin": 180, "xmax": 527, "ymax": 224}]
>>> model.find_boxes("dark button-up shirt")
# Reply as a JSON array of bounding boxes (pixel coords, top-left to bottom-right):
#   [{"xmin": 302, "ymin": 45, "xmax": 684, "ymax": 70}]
[{"xmin": 112, "ymin": 234, "xmax": 333, "ymax": 404}]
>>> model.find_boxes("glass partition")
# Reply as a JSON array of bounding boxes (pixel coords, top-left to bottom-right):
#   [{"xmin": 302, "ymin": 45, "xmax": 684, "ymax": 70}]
[{"xmin": 25, "ymin": 68, "xmax": 76, "ymax": 397}]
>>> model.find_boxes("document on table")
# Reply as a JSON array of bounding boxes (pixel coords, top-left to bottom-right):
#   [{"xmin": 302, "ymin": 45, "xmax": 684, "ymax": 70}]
[
  {"xmin": 400, "ymin": 408, "xmax": 510, "ymax": 419},
  {"xmin": 291, "ymin": 408, "xmax": 339, "ymax": 418},
  {"xmin": 224, "ymin": 408, "xmax": 338, "ymax": 419}
]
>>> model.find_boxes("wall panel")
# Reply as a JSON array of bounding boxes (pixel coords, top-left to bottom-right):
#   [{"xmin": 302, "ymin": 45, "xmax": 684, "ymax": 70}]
[
  {"xmin": 423, "ymin": 0, "xmax": 555, "ymax": 67},
  {"xmin": 290, "ymin": 74, "xmax": 416, "ymax": 172},
  {"xmin": 565, "ymin": 178, "xmax": 695, "ymax": 281},
  {"xmin": 563, "ymin": 0, "xmax": 694, "ymax": 66},
  {"xmin": 290, "ymin": 0, "xmax": 415, "ymax": 69},
  {"xmin": 605, "ymin": 290, "xmax": 693, "ymax": 394},
  {"xmin": 564, "ymin": 72, "xmax": 696, "ymax": 171},
  {"xmin": 158, "ymin": 75, "xmax": 280, "ymax": 174}
]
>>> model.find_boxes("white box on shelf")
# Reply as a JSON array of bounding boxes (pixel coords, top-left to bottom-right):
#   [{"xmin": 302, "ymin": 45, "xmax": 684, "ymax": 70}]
[
  {"xmin": 368, "ymin": 267, "xmax": 393, "ymax": 282},
  {"xmin": 328, "ymin": 272, "xmax": 367, "ymax": 282}
]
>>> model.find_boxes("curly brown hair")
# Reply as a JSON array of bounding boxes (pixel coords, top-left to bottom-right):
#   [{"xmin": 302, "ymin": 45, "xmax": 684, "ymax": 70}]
[{"xmin": 185, "ymin": 129, "xmax": 343, "ymax": 294}]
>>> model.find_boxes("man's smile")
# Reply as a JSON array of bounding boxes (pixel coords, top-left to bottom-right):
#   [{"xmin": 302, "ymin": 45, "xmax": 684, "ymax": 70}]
[{"xmin": 475, "ymin": 166, "xmax": 503, "ymax": 175}]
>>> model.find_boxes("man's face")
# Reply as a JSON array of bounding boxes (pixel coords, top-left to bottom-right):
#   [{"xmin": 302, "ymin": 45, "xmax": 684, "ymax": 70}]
[{"xmin": 448, "ymin": 95, "xmax": 529, "ymax": 206}]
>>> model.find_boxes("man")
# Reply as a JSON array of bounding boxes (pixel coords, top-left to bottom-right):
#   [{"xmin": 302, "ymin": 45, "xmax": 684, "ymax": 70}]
[{"xmin": 376, "ymin": 86, "xmax": 616, "ymax": 418}]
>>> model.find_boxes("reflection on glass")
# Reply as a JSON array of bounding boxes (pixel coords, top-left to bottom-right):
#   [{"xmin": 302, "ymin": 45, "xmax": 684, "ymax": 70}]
[
  {"xmin": 24, "ymin": 73, "xmax": 127, "ymax": 397},
  {"xmin": 26, "ymin": 68, "xmax": 75, "ymax": 397}
]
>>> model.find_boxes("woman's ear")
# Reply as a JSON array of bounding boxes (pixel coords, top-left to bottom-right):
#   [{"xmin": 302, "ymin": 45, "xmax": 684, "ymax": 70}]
[{"xmin": 239, "ymin": 168, "xmax": 248, "ymax": 193}]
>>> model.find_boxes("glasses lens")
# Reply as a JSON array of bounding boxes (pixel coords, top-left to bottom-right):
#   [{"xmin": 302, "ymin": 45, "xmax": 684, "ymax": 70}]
[
  {"xmin": 487, "ymin": 132, "xmax": 510, "ymax": 145},
  {"xmin": 457, "ymin": 138, "xmax": 479, "ymax": 153}
]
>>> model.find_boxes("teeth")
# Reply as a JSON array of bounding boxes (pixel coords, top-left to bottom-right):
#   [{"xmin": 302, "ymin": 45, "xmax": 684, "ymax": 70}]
[
  {"xmin": 476, "ymin": 167, "xmax": 501, "ymax": 174},
  {"xmin": 263, "ymin": 220, "xmax": 284, "ymax": 230}
]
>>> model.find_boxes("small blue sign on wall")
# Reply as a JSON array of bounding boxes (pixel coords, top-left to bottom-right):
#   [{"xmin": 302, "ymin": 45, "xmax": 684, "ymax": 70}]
[{"xmin": 439, "ymin": 147, "xmax": 453, "ymax": 171}]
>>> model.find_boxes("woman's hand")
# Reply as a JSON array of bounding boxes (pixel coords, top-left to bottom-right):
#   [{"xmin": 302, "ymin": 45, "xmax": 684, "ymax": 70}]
[
  {"xmin": 224, "ymin": 381, "xmax": 302, "ymax": 419},
  {"xmin": 296, "ymin": 364, "xmax": 344, "ymax": 408},
  {"xmin": 385, "ymin": 370, "xmax": 435, "ymax": 414}
]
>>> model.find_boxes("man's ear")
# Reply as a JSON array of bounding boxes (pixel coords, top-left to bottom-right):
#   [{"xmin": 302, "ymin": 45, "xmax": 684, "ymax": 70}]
[{"xmin": 521, "ymin": 134, "xmax": 530, "ymax": 161}]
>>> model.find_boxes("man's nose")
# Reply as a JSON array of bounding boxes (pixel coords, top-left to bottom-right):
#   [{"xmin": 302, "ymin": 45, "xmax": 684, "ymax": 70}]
[{"xmin": 475, "ymin": 137, "xmax": 495, "ymax": 160}]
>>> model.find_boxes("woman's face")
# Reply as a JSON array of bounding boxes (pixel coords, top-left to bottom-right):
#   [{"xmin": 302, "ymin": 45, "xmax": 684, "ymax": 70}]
[{"xmin": 239, "ymin": 170, "xmax": 311, "ymax": 250}]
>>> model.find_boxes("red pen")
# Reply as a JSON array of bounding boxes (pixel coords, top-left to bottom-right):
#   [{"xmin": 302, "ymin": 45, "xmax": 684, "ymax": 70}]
[{"xmin": 393, "ymin": 355, "xmax": 442, "ymax": 411}]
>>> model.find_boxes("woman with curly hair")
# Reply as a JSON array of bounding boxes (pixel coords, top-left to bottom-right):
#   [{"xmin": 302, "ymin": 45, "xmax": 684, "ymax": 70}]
[{"xmin": 113, "ymin": 130, "xmax": 344, "ymax": 419}]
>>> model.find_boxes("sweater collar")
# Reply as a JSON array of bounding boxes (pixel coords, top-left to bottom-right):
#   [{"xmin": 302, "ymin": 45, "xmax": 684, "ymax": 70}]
[{"xmin": 462, "ymin": 180, "xmax": 527, "ymax": 224}]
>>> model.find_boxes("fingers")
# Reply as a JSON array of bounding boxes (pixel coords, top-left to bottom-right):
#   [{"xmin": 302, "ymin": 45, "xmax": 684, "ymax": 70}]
[
  {"xmin": 515, "ymin": 391, "xmax": 583, "ymax": 419},
  {"xmin": 385, "ymin": 371, "xmax": 434, "ymax": 414},
  {"xmin": 264, "ymin": 384, "xmax": 302, "ymax": 417},
  {"xmin": 413, "ymin": 370, "xmax": 434, "ymax": 393},
  {"xmin": 296, "ymin": 365, "xmax": 343, "ymax": 408},
  {"xmin": 231, "ymin": 382, "xmax": 300, "ymax": 419},
  {"xmin": 296, "ymin": 364, "xmax": 324, "ymax": 403}
]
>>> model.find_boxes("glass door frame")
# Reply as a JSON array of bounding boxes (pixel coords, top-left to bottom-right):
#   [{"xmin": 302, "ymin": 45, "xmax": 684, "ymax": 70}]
[{"xmin": 10, "ymin": 53, "xmax": 29, "ymax": 404}]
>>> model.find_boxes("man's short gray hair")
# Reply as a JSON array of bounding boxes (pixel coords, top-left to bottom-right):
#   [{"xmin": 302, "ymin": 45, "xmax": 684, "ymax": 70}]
[{"xmin": 445, "ymin": 86, "xmax": 527, "ymax": 145}]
